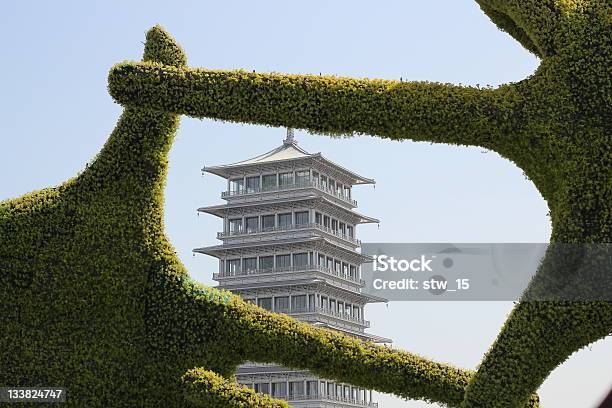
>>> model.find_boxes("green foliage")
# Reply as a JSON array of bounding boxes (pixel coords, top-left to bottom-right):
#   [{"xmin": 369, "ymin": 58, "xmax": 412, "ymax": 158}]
[
  {"xmin": 0, "ymin": 25, "xmax": 483, "ymax": 408},
  {"xmin": 182, "ymin": 369, "xmax": 290, "ymax": 407},
  {"xmin": 106, "ymin": 1, "xmax": 611, "ymax": 406},
  {"xmin": 3, "ymin": 0, "xmax": 611, "ymax": 406}
]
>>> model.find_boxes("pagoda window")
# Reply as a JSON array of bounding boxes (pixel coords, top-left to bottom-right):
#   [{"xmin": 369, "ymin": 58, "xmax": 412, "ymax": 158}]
[
  {"xmin": 274, "ymin": 296, "xmax": 290, "ymax": 312},
  {"xmin": 342, "ymin": 263, "xmax": 349, "ymax": 277},
  {"xmin": 329, "ymin": 179, "xmax": 335, "ymax": 193},
  {"xmin": 291, "ymin": 294, "xmax": 307, "ymax": 311},
  {"xmin": 337, "ymin": 183, "xmax": 343, "ymax": 196},
  {"xmin": 245, "ymin": 216, "xmax": 259, "ymax": 233},
  {"xmin": 261, "ymin": 214, "xmax": 275, "ymax": 231},
  {"xmin": 295, "ymin": 170, "xmax": 309, "ymax": 187},
  {"xmin": 246, "ymin": 176, "xmax": 260, "ymax": 193},
  {"xmin": 334, "ymin": 260, "xmax": 341, "ymax": 272},
  {"xmin": 229, "ymin": 178, "xmax": 244, "ymax": 193},
  {"xmin": 329, "ymin": 299, "xmax": 336, "ymax": 311},
  {"xmin": 353, "ymin": 306, "xmax": 360, "ymax": 318},
  {"xmin": 318, "ymin": 254, "xmax": 325, "ymax": 267},
  {"xmin": 323, "ymin": 215, "xmax": 330, "ymax": 228},
  {"xmin": 225, "ymin": 259, "xmax": 241, "ymax": 276},
  {"xmin": 295, "ymin": 211, "xmax": 309, "ymax": 226},
  {"xmin": 331, "ymin": 219, "xmax": 338, "ymax": 232},
  {"xmin": 278, "ymin": 172, "xmax": 294, "ymax": 188},
  {"xmin": 254, "ymin": 383, "xmax": 270, "ymax": 395},
  {"xmin": 339, "ymin": 222, "xmax": 346, "ymax": 236},
  {"xmin": 243, "ymin": 257, "xmax": 257, "ymax": 273},
  {"xmin": 345, "ymin": 303, "xmax": 352, "ymax": 316},
  {"xmin": 306, "ymin": 381, "xmax": 318, "ymax": 396},
  {"xmin": 344, "ymin": 185, "xmax": 351, "ymax": 198},
  {"xmin": 319, "ymin": 381, "xmax": 326, "ymax": 396},
  {"xmin": 272, "ymin": 382, "xmax": 287, "ymax": 397},
  {"xmin": 262, "ymin": 174, "xmax": 277, "ymax": 191},
  {"xmin": 257, "ymin": 297, "xmax": 272, "ymax": 311},
  {"xmin": 326, "ymin": 257, "xmax": 333, "ymax": 270},
  {"xmin": 308, "ymin": 294, "xmax": 315, "ymax": 309},
  {"xmin": 293, "ymin": 252, "xmax": 309, "ymax": 267},
  {"xmin": 312, "ymin": 171, "xmax": 320, "ymax": 184},
  {"xmin": 278, "ymin": 213, "xmax": 292, "ymax": 228},
  {"xmin": 228, "ymin": 218, "xmax": 243, "ymax": 235},
  {"xmin": 320, "ymin": 296, "xmax": 328, "ymax": 310},
  {"xmin": 315, "ymin": 212, "xmax": 322, "ymax": 225},
  {"xmin": 327, "ymin": 383, "xmax": 335, "ymax": 397},
  {"xmin": 276, "ymin": 254, "xmax": 291, "ymax": 269},
  {"xmin": 347, "ymin": 225, "xmax": 354, "ymax": 238},
  {"xmin": 349, "ymin": 265, "xmax": 357, "ymax": 279},
  {"xmin": 259, "ymin": 256, "xmax": 274, "ymax": 270},
  {"xmin": 289, "ymin": 381, "xmax": 304, "ymax": 397},
  {"xmin": 320, "ymin": 175, "xmax": 328, "ymax": 189}
]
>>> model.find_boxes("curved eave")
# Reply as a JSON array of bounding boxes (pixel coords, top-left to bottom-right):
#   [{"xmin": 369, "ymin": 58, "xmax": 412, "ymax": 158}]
[
  {"xmin": 198, "ymin": 203, "xmax": 380, "ymax": 224},
  {"xmin": 359, "ymin": 214, "xmax": 380, "ymax": 224},
  {"xmin": 312, "ymin": 154, "xmax": 375, "ymax": 185},
  {"xmin": 193, "ymin": 237, "xmax": 371, "ymax": 262},
  {"xmin": 197, "ymin": 199, "xmax": 379, "ymax": 224},
  {"xmin": 362, "ymin": 292, "xmax": 388, "ymax": 303}
]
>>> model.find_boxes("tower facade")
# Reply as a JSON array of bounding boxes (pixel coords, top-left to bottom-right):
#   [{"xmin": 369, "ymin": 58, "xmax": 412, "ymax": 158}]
[{"xmin": 195, "ymin": 129, "xmax": 389, "ymax": 407}]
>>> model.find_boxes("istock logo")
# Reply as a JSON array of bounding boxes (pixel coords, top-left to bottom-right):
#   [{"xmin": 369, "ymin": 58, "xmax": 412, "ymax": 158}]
[{"xmin": 372, "ymin": 254, "xmax": 435, "ymax": 272}]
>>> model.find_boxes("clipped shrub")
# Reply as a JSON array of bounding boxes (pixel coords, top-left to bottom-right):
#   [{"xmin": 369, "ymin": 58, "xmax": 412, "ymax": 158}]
[
  {"xmin": 106, "ymin": 1, "xmax": 611, "ymax": 406},
  {"xmin": 182, "ymin": 369, "xmax": 290, "ymax": 407},
  {"xmin": 3, "ymin": 0, "xmax": 611, "ymax": 406},
  {"xmin": 0, "ymin": 25, "xmax": 486, "ymax": 408}
]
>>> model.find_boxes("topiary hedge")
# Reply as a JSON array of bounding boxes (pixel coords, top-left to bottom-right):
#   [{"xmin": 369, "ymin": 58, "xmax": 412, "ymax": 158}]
[
  {"xmin": 0, "ymin": 25, "xmax": 502, "ymax": 408},
  {"xmin": 2, "ymin": 0, "xmax": 610, "ymax": 406}
]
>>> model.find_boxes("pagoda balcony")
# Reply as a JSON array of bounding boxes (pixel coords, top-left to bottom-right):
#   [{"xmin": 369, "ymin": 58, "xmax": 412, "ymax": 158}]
[
  {"xmin": 288, "ymin": 306, "xmax": 371, "ymax": 329},
  {"xmin": 282, "ymin": 393, "xmax": 378, "ymax": 407},
  {"xmin": 214, "ymin": 264, "xmax": 366, "ymax": 289},
  {"xmin": 221, "ymin": 180, "xmax": 358, "ymax": 208},
  {"xmin": 217, "ymin": 222, "xmax": 361, "ymax": 247}
]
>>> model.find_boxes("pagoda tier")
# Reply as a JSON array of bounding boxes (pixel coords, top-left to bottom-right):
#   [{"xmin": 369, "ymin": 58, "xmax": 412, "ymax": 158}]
[
  {"xmin": 195, "ymin": 129, "xmax": 388, "ymax": 407},
  {"xmin": 231, "ymin": 281, "xmax": 390, "ymax": 342},
  {"xmin": 198, "ymin": 196, "xmax": 379, "ymax": 226},
  {"xmin": 235, "ymin": 364, "xmax": 379, "ymax": 408},
  {"xmin": 195, "ymin": 232, "xmax": 369, "ymax": 261}
]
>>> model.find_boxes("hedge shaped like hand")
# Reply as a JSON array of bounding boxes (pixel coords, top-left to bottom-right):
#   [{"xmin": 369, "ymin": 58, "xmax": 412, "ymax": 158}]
[
  {"xmin": 0, "ymin": 26, "xmax": 506, "ymax": 408},
  {"xmin": 106, "ymin": 1, "xmax": 611, "ymax": 407},
  {"xmin": 3, "ymin": 1, "xmax": 610, "ymax": 406}
]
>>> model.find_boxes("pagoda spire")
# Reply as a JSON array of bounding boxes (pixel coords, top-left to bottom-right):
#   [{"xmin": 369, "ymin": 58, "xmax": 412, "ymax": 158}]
[{"xmin": 283, "ymin": 127, "xmax": 297, "ymax": 145}]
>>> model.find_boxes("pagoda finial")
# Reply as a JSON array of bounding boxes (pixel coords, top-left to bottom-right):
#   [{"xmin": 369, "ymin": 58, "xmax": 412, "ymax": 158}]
[{"xmin": 283, "ymin": 128, "xmax": 297, "ymax": 145}]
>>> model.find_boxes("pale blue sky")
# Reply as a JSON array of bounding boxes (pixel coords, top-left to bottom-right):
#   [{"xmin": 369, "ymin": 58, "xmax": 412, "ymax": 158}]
[{"xmin": 1, "ymin": 1, "xmax": 610, "ymax": 406}]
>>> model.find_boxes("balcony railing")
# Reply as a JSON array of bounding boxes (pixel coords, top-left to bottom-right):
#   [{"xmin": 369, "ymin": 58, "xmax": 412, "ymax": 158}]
[
  {"xmin": 282, "ymin": 393, "xmax": 378, "ymax": 407},
  {"xmin": 221, "ymin": 180, "xmax": 358, "ymax": 206},
  {"xmin": 290, "ymin": 306, "xmax": 370, "ymax": 328},
  {"xmin": 213, "ymin": 264, "xmax": 365, "ymax": 286},
  {"xmin": 218, "ymin": 222, "xmax": 360, "ymax": 245}
]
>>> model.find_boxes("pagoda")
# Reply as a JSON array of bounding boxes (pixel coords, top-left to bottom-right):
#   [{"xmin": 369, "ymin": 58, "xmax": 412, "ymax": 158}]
[{"xmin": 194, "ymin": 129, "xmax": 389, "ymax": 407}]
